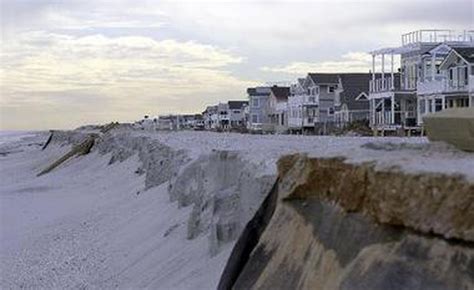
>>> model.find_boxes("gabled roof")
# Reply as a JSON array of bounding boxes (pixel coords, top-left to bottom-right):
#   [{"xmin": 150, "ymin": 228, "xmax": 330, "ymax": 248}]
[
  {"xmin": 297, "ymin": 78, "xmax": 306, "ymax": 87},
  {"xmin": 338, "ymin": 73, "xmax": 371, "ymax": 110},
  {"xmin": 270, "ymin": 86, "xmax": 290, "ymax": 102},
  {"xmin": 451, "ymin": 47, "xmax": 474, "ymax": 63},
  {"xmin": 439, "ymin": 46, "xmax": 474, "ymax": 69},
  {"xmin": 308, "ymin": 73, "xmax": 339, "ymax": 85},
  {"xmin": 228, "ymin": 100, "xmax": 248, "ymax": 109}
]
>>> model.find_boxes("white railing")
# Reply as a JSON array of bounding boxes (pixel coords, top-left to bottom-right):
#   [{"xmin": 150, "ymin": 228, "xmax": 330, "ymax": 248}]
[
  {"xmin": 445, "ymin": 80, "xmax": 469, "ymax": 93},
  {"xmin": 418, "ymin": 77, "xmax": 472, "ymax": 94},
  {"xmin": 401, "ymin": 30, "xmax": 474, "ymax": 46},
  {"xmin": 417, "ymin": 79, "xmax": 445, "ymax": 95},
  {"xmin": 370, "ymin": 77, "xmax": 395, "ymax": 93}
]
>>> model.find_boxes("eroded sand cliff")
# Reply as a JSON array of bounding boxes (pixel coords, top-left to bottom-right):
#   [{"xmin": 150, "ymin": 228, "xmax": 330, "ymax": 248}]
[{"xmin": 229, "ymin": 155, "xmax": 474, "ymax": 290}]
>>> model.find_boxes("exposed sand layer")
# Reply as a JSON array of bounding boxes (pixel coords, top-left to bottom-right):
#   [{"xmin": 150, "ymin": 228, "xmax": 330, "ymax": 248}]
[{"xmin": 230, "ymin": 154, "xmax": 474, "ymax": 290}]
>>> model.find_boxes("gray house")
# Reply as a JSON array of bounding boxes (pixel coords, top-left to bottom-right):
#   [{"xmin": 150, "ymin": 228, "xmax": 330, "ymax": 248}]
[
  {"xmin": 247, "ymin": 86, "xmax": 272, "ymax": 132},
  {"xmin": 304, "ymin": 73, "xmax": 340, "ymax": 134}
]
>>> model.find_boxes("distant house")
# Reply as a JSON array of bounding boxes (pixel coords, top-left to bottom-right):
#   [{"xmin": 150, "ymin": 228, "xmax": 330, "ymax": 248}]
[
  {"xmin": 157, "ymin": 115, "xmax": 175, "ymax": 130},
  {"xmin": 247, "ymin": 86, "xmax": 272, "ymax": 132},
  {"xmin": 307, "ymin": 73, "xmax": 340, "ymax": 126},
  {"xmin": 288, "ymin": 78, "xmax": 309, "ymax": 133},
  {"xmin": 268, "ymin": 86, "xmax": 290, "ymax": 133},
  {"xmin": 227, "ymin": 100, "xmax": 249, "ymax": 130},
  {"xmin": 288, "ymin": 74, "xmax": 340, "ymax": 134},
  {"xmin": 334, "ymin": 73, "xmax": 372, "ymax": 127},
  {"xmin": 202, "ymin": 105, "xmax": 218, "ymax": 130},
  {"xmin": 217, "ymin": 102, "xmax": 230, "ymax": 130}
]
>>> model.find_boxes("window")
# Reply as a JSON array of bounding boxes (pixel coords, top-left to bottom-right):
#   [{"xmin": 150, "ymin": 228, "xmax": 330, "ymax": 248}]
[
  {"xmin": 251, "ymin": 114, "xmax": 259, "ymax": 123},
  {"xmin": 308, "ymin": 96, "xmax": 315, "ymax": 103},
  {"xmin": 435, "ymin": 99, "xmax": 443, "ymax": 112},
  {"xmin": 464, "ymin": 67, "xmax": 469, "ymax": 85},
  {"xmin": 328, "ymin": 86, "xmax": 336, "ymax": 93},
  {"xmin": 328, "ymin": 107, "xmax": 335, "ymax": 115},
  {"xmin": 233, "ymin": 110, "xmax": 240, "ymax": 114},
  {"xmin": 252, "ymin": 98, "xmax": 259, "ymax": 108}
]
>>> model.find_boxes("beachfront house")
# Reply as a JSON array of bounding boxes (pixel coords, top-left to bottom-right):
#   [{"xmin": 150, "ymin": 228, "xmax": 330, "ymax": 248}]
[
  {"xmin": 202, "ymin": 105, "xmax": 218, "ymax": 130},
  {"xmin": 289, "ymin": 76, "xmax": 321, "ymax": 134},
  {"xmin": 369, "ymin": 29, "xmax": 474, "ymax": 135},
  {"xmin": 247, "ymin": 86, "xmax": 272, "ymax": 132},
  {"xmin": 268, "ymin": 86, "xmax": 290, "ymax": 134},
  {"xmin": 416, "ymin": 44, "xmax": 474, "ymax": 125},
  {"xmin": 216, "ymin": 102, "xmax": 230, "ymax": 130},
  {"xmin": 228, "ymin": 101, "xmax": 249, "ymax": 130},
  {"xmin": 334, "ymin": 73, "xmax": 372, "ymax": 127},
  {"xmin": 288, "ymin": 78, "xmax": 308, "ymax": 134}
]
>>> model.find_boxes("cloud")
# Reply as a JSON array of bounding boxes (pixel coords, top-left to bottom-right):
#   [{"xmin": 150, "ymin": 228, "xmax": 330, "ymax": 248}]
[
  {"xmin": 260, "ymin": 52, "xmax": 374, "ymax": 74},
  {"xmin": 0, "ymin": 31, "xmax": 255, "ymax": 129}
]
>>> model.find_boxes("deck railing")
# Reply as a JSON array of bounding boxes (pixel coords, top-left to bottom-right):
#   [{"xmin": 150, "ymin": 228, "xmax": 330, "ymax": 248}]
[
  {"xmin": 370, "ymin": 77, "xmax": 395, "ymax": 93},
  {"xmin": 401, "ymin": 30, "xmax": 474, "ymax": 46},
  {"xmin": 417, "ymin": 76, "xmax": 473, "ymax": 95}
]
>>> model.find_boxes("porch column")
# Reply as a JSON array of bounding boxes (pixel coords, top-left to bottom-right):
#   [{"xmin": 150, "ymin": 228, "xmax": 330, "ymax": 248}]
[
  {"xmin": 431, "ymin": 97, "xmax": 436, "ymax": 112},
  {"xmin": 417, "ymin": 96, "xmax": 421, "ymax": 125},
  {"xmin": 441, "ymin": 95, "xmax": 446, "ymax": 110},
  {"xmin": 372, "ymin": 54, "xmax": 376, "ymax": 92},
  {"xmin": 391, "ymin": 94, "xmax": 395, "ymax": 124},
  {"xmin": 431, "ymin": 53, "xmax": 436, "ymax": 81},
  {"xmin": 381, "ymin": 98, "xmax": 385, "ymax": 125},
  {"xmin": 425, "ymin": 96, "xmax": 429, "ymax": 114},
  {"xmin": 390, "ymin": 53, "xmax": 395, "ymax": 89},
  {"xmin": 381, "ymin": 54, "xmax": 385, "ymax": 89},
  {"xmin": 371, "ymin": 99, "xmax": 375, "ymax": 126}
]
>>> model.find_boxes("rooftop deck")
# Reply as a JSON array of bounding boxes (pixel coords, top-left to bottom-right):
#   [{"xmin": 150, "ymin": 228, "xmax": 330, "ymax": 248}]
[{"xmin": 371, "ymin": 29, "xmax": 474, "ymax": 55}]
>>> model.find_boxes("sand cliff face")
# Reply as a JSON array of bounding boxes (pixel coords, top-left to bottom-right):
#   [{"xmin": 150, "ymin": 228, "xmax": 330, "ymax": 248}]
[
  {"xmin": 45, "ymin": 130, "xmax": 275, "ymax": 257},
  {"xmin": 31, "ymin": 130, "xmax": 474, "ymax": 289},
  {"xmin": 228, "ymin": 154, "xmax": 474, "ymax": 290}
]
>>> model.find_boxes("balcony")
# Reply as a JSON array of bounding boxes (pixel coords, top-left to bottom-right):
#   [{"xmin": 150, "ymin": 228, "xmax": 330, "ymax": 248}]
[
  {"xmin": 445, "ymin": 80, "xmax": 469, "ymax": 93},
  {"xmin": 417, "ymin": 79, "xmax": 445, "ymax": 95},
  {"xmin": 370, "ymin": 77, "xmax": 395, "ymax": 93},
  {"xmin": 418, "ymin": 77, "xmax": 472, "ymax": 94}
]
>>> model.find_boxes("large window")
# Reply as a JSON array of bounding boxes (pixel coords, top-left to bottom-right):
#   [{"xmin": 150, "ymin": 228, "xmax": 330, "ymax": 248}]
[{"xmin": 328, "ymin": 86, "xmax": 336, "ymax": 93}]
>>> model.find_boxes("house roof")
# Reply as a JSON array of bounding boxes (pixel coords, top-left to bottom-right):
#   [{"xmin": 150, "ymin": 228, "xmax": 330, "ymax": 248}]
[
  {"xmin": 247, "ymin": 87, "xmax": 271, "ymax": 96},
  {"xmin": 228, "ymin": 100, "xmax": 248, "ymax": 109},
  {"xmin": 451, "ymin": 47, "xmax": 474, "ymax": 63},
  {"xmin": 297, "ymin": 78, "xmax": 306, "ymax": 87},
  {"xmin": 308, "ymin": 73, "xmax": 339, "ymax": 85},
  {"xmin": 270, "ymin": 86, "xmax": 290, "ymax": 102},
  {"xmin": 338, "ymin": 73, "xmax": 371, "ymax": 110}
]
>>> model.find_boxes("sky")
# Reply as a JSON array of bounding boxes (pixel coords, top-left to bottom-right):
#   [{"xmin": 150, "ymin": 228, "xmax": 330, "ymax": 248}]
[{"xmin": 1, "ymin": 0, "xmax": 473, "ymax": 130}]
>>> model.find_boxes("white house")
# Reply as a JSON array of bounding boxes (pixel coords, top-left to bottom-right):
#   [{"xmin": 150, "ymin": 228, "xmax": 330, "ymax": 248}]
[{"xmin": 369, "ymin": 29, "xmax": 474, "ymax": 135}]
